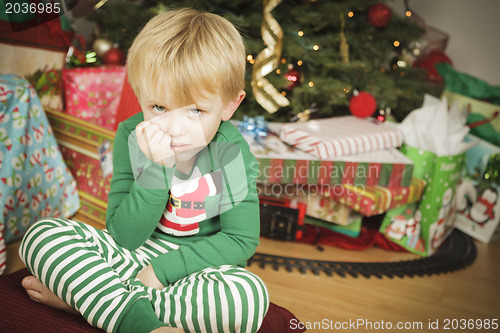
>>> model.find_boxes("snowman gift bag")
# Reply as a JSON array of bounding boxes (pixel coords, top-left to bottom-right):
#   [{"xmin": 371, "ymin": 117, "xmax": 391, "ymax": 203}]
[
  {"xmin": 380, "ymin": 95, "xmax": 473, "ymax": 256},
  {"xmin": 454, "ymin": 136, "xmax": 500, "ymax": 243},
  {"xmin": 441, "ymin": 91, "xmax": 500, "ymax": 243}
]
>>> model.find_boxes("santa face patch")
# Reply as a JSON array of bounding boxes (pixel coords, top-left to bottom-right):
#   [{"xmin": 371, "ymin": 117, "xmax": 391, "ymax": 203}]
[{"xmin": 158, "ymin": 166, "xmax": 222, "ymax": 236}]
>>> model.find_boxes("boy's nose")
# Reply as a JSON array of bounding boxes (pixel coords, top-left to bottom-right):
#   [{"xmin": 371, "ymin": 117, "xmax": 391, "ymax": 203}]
[
  {"xmin": 167, "ymin": 123, "xmax": 184, "ymax": 137},
  {"xmin": 156, "ymin": 112, "xmax": 184, "ymax": 136}
]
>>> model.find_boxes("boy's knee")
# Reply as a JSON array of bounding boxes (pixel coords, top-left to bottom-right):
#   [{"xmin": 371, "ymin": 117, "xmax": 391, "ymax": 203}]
[
  {"xmin": 19, "ymin": 219, "xmax": 72, "ymax": 257},
  {"xmin": 217, "ymin": 268, "xmax": 270, "ymax": 327},
  {"xmin": 241, "ymin": 271, "xmax": 269, "ymax": 324},
  {"xmin": 23, "ymin": 219, "xmax": 67, "ymax": 239}
]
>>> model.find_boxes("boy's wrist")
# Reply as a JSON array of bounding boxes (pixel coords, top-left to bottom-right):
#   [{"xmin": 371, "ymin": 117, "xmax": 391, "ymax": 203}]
[{"xmin": 135, "ymin": 163, "xmax": 169, "ymax": 191}]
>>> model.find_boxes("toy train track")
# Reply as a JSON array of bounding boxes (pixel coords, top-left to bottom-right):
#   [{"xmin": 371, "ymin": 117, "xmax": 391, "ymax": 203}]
[{"xmin": 248, "ymin": 230, "xmax": 477, "ymax": 278}]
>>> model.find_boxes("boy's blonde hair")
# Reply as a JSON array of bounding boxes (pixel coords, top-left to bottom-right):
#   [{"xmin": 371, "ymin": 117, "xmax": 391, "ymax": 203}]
[{"xmin": 127, "ymin": 8, "xmax": 246, "ymax": 106}]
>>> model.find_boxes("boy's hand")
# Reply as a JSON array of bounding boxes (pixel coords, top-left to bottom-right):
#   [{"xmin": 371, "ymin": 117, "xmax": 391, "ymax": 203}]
[
  {"xmin": 136, "ymin": 121, "xmax": 174, "ymax": 167},
  {"xmin": 136, "ymin": 264, "xmax": 165, "ymax": 289}
]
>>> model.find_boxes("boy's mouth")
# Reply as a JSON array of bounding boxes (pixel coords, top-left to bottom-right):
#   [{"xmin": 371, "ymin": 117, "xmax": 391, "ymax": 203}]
[{"xmin": 170, "ymin": 143, "xmax": 190, "ymax": 152}]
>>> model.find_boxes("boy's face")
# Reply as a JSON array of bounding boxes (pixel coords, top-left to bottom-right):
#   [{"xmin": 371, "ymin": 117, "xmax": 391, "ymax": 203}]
[{"xmin": 139, "ymin": 87, "xmax": 243, "ymax": 166}]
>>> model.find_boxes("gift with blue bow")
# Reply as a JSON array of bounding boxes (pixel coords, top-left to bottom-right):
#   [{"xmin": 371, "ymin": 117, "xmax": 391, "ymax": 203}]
[{"xmin": 237, "ymin": 115, "xmax": 268, "ymax": 142}]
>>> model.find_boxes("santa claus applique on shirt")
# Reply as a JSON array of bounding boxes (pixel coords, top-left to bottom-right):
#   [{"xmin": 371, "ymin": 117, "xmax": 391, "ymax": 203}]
[{"xmin": 158, "ymin": 166, "xmax": 222, "ymax": 236}]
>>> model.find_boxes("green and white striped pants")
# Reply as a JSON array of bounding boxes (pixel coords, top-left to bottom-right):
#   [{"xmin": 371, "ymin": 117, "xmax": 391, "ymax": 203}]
[{"xmin": 19, "ymin": 219, "xmax": 269, "ymax": 333}]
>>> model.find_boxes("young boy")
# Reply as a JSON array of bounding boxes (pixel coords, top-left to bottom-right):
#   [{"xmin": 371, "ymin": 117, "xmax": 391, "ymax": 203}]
[{"xmin": 19, "ymin": 8, "xmax": 269, "ymax": 333}]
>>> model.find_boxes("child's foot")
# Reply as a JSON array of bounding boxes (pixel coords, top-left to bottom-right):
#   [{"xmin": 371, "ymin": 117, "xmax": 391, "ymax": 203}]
[
  {"xmin": 151, "ymin": 327, "xmax": 185, "ymax": 333},
  {"xmin": 22, "ymin": 275, "xmax": 78, "ymax": 314}
]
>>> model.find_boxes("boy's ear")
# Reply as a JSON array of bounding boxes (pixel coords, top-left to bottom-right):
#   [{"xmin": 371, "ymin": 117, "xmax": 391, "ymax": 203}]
[{"xmin": 221, "ymin": 90, "xmax": 246, "ymax": 121}]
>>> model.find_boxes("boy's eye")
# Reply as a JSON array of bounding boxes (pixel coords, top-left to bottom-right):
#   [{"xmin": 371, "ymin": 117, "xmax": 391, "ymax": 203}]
[
  {"xmin": 152, "ymin": 105, "xmax": 166, "ymax": 113},
  {"xmin": 189, "ymin": 108, "xmax": 202, "ymax": 115}
]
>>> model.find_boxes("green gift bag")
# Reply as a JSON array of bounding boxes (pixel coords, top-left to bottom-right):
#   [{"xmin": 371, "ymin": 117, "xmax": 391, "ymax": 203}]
[{"xmin": 380, "ymin": 144, "xmax": 465, "ymax": 256}]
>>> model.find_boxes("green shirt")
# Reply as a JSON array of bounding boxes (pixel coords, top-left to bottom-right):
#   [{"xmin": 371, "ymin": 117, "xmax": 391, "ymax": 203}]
[{"xmin": 106, "ymin": 112, "xmax": 260, "ymax": 285}]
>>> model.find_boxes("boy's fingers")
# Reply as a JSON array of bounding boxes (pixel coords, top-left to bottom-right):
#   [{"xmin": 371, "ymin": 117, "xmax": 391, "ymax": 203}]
[
  {"xmin": 143, "ymin": 123, "xmax": 159, "ymax": 139},
  {"xmin": 136, "ymin": 121, "xmax": 151, "ymax": 133},
  {"xmin": 163, "ymin": 134, "xmax": 172, "ymax": 147},
  {"xmin": 135, "ymin": 121, "xmax": 173, "ymax": 164},
  {"xmin": 135, "ymin": 121, "xmax": 152, "ymax": 143},
  {"xmin": 137, "ymin": 139, "xmax": 149, "ymax": 158},
  {"xmin": 150, "ymin": 130, "xmax": 163, "ymax": 144}
]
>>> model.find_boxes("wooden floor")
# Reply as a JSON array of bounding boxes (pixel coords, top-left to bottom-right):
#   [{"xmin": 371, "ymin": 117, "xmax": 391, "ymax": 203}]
[
  {"xmin": 247, "ymin": 236, "xmax": 500, "ymax": 332},
  {"xmin": 5, "ymin": 235, "xmax": 500, "ymax": 333}
]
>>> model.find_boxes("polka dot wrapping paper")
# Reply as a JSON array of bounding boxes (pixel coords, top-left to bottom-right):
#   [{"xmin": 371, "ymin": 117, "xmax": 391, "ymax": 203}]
[
  {"xmin": 62, "ymin": 66, "xmax": 126, "ymax": 131},
  {"xmin": 380, "ymin": 144, "xmax": 465, "ymax": 256}
]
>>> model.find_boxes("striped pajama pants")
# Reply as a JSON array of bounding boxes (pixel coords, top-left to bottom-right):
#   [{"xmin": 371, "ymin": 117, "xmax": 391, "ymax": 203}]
[{"xmin": 19, "ymin": 218, "xmax": 269, "ymax": 333}]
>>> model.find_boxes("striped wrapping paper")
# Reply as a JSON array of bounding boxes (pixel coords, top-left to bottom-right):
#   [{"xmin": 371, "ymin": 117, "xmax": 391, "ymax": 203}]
[
  {"xmin": 256, "ymin": 151, "xmax": 414, "ymax": 188},
  {"xmin": 329, "ymin": 177, "xmax": 427, "ymax": 217},
  {"xmin": 280, "ymin": 116, "xmax": 405, "ymax": 159},
  {"xmin": 240, "ymin": 125, "xmax": 414, "ymax": 188},
  {"xmin": 45, "ymin": 108, "xmax": 114, "ymax": 229}
]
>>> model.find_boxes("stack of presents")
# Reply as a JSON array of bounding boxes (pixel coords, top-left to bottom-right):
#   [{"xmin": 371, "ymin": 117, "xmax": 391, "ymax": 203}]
[{"xmin": 2, "ymin": 13, "xmax": 499, "ymax": 259}]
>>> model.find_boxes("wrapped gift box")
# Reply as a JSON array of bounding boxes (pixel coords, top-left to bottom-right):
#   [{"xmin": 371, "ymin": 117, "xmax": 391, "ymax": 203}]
[
  {"xmin": 332, "ymin": 178, "xmax": 426, "ymax": 217},
  {"xmin": 279, "ymin": 116, "xmax": 404, "ymax": 159},
  {"xmin": 257, "ymin": 178, "xmax": 425, "ymax": 222},
  {"xmin": 0, "ymin": 11, "xmax": 74, "ymax": 110},
  {"xmin": 62, "ymin": 66, "xmax": 127, "ymax": 131},
  {"xmin": 45, "ymin": 108, "xmax": 114, "ymax": 229},
  {"xmin": 241, "ymin": 123, "xmax": 413, "ymax": 188},
  {"xmin": 442, "ymin": 87, "xmax": 500, "ymax": 148},
  {"xmin": 257, "ymin": 183, "xmax": 363, "ymax": 226},
  {"xmin": 304, "ymin": 216, "xmax": 363, "ymax": 238},
  {"xmin": 1, "ymin": 75, "xmax": 79, "ymax": 244}
]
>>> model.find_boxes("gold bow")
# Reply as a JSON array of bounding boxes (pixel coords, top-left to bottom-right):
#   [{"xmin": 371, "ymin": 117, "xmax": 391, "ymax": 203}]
[{"xmin": 251, "ymin": 0, "xmax": 289, "ymax": 114}]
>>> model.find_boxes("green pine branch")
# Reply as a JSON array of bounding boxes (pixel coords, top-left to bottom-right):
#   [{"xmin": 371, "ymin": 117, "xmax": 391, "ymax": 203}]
[{"xmin": 87, "ymin": 0, "xmax": 443, "ymax": 122}]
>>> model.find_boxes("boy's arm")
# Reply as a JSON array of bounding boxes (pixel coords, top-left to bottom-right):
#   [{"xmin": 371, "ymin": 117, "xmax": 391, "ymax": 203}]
[
  {"xmin": 150, "ymin": 135, "xmax": 261, "ymax": 285},
  {"xmin": 106, "ymin": 123, "xmax": 171, "ymax": 249}
]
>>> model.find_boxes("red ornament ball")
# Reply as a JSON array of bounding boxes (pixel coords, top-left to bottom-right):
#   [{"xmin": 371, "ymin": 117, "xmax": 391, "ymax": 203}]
[
  {"xmin": 367, "ymin": 3, "xmax": 392, "ymax": 28},
  {"xmin": 414, "ymin": 49, "xmax": 452, "ymax": 82},
  {"xmin": 349, "ymin": 91, "xmax": 377, "ymax": 118},
  {"xmin": 103, "ymin": 47, "xmax": 125, "ymax": 66},
  {"xmin": 284, "ymin": 68, "xmax": 302, "ymax": 91}
]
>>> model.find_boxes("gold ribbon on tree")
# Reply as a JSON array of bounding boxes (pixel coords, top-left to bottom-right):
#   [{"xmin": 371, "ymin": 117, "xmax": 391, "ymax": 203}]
[
  {"xmin": 251, "ymin": 0, "xmax": 290, "ymax": 114},
  {"xmin": 339, "ymin": 12, "xmax": 350, "ymax": 63}
]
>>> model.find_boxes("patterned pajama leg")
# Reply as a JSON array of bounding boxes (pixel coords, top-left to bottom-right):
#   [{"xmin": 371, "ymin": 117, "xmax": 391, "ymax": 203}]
[
  {"xmin": 20, "ymin": 218, "xmax": 156, "ymax": 332},
  {"xmin": 145, "ymin": 265, "xmax": 269, "ymax": 333},
  {"xmin": 19, "ymin": 218, "xmax": 269, "ymax": 333}
]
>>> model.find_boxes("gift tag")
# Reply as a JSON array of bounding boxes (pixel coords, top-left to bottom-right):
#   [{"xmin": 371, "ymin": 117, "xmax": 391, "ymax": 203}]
[{"xmin": 98, "ymin": 140, "xmax": 113, "ymax": 177}]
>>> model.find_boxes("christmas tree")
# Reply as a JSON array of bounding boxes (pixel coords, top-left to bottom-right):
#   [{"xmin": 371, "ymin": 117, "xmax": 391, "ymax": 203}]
[{"xmin": 87, "ymin": 0, "xmax": 443, "ymax": 121}]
